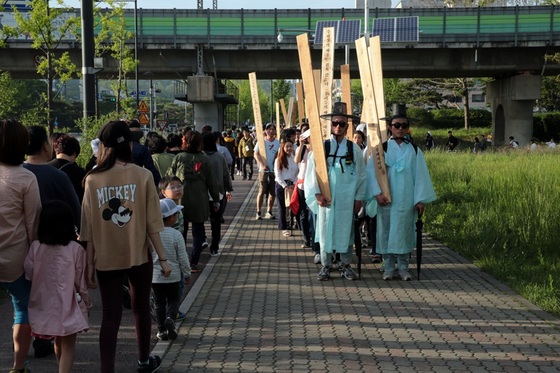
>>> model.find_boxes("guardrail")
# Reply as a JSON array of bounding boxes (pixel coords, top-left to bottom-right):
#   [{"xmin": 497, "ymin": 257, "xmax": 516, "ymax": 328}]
[{"xmin": 3, "ymin": 6, "xmax": 559, "ymax": 48}]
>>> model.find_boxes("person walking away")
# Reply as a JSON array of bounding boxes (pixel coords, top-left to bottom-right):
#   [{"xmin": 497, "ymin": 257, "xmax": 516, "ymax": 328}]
[
  {"xmin": 152, "ymin": 198, "xmax": 191, "ymax": 341},
  {"xmin": 202, "ymin": 133, "xmax": 233, "ymax": 256},
  {"xmin": 24, "ymin": 200, "xmax": 91, "ymax": 373},
  {"xmin": 81, "ymin": 120, "xmax": 171, "ymax": 373},
  {"xmin": 238, "ymin": 127, "xmax": 254, "ymax": 180},
  {"xmin": 304, "ymin": 102, "xmax": 366, "ymax": 281},
  {"xmin": 0, "ymin": 119, "xmax": 41, "ymax": 373},
  {"xmin": 254, "ymin": 123, "xmax": 280, "ymax": 220},
  {"xmin": 274, "ymin": 139, "xmax": 299, "ymax": 237},
  {"xmin": 127, "ymin": 119, "xmax": 161, "ymax": 186},
  {"xmin": 424, "ymin": 131, "xmax": 434, "ymax": 152},
  {"xmin": 48, "ymin": 134, "xmax": 86, "ymax": 202},
  {"xmin": 223, "ymin": 130, "xmax": 237, "ymax": 180},
  {"xmin": 446, "ymin": 131, "xmax": 458, "ymax": 152},
  {"xmin": 148, "ymin": 134, "xmax": 175, "ymax": 177},
  {"xmin": 370, "ymin": 104, "xmax": 437, "ymax": 281},
  {"xmin": 167, "ymin": 130, "xmax": 220, "ymax": 272}
]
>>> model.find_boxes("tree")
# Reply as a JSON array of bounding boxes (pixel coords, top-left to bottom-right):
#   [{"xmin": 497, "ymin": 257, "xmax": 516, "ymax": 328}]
[
  {"xmin": 236, "ymin": 79, "xmax": 271, "ymax": 128},
  {"xmin": 271, "ymin": 79, "xmax": 292, "ymax": 123},
  {"xmin": 538, "ymin": 76, "xmax": 560, "ymax": 111},
  {"xmin": 95, "ymin": 3, "xmax": 137, "ymax": 115},
  {"xmin": 13, "ymin": 0, "xmax": 79, "ymax": 133}
]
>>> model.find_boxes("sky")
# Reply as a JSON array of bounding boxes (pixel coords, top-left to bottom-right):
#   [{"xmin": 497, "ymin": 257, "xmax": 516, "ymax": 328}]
[{"xmin": 62, "ymin": 0, "xmax": 385, "ymax": 10}]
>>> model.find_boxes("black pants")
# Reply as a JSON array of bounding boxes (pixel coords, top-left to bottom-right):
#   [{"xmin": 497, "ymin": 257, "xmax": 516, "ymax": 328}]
[
  {"xmin": 152, "ymin": 282, "xmax": 180, "ymax": 328},
  {"xmin": 242, "ymin": 157, "xmax": 253, "ymax": 179}
]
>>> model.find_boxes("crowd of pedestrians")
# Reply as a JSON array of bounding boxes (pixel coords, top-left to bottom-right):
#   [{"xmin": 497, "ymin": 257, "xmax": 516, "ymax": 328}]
[{"xmin": 0, "ymin": 103, "xmax": 437, "ymax": 372}]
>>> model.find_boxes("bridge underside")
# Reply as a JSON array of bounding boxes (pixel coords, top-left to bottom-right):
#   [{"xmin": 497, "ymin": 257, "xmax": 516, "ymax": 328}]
[{"xmin": 2, "ymin": 44, "xmax": 559, "ymax": 80}]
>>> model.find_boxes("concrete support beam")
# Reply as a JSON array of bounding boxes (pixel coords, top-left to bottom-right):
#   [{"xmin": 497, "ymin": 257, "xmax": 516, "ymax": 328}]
[
  {"xmin": 487, "ymin": 75, "xmax": 540, "ymax": 147},
  {"xmin": 193, "ymin": 102, "xmax": 224, "ymax": 133}
]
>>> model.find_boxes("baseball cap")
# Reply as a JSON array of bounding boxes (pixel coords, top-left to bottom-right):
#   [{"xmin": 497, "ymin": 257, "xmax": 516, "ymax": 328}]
[
  {"xmin": 160, "ymin": 198, "xmax": 184, "ymax": 218},
  {"xmin": 265, "ymin": 123, "xmax": 275, "ymax": 130},
  {"xmin": 98, "ymin": 121, "xmax": 133, "ymax": 148}
]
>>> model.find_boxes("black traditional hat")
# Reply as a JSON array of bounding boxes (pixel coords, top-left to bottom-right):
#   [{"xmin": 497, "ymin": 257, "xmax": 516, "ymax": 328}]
[
  {"xmin": 319, "ymin": 102, "xmax": 360, "ymax": 122},
  {"xmin": 381, "ymin": 103, "xmax": 416, "ymax": 122}
]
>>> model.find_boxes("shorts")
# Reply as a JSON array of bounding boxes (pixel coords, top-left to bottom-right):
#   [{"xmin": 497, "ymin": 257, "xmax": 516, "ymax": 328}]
[
  {"xmin": 258, "ymin": 172, "xmax": 276, "ymax": 197},
  {"xmin": 1, "ymin": 274, "xmax": 31, "ymax": 325}
]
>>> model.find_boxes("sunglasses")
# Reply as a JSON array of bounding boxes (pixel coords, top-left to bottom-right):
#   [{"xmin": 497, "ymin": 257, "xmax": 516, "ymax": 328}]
[
  {"xmin": 391, "ymin": 122, "xmax": 410, "ymax": 130},
  {"xmin": 331, "ymin": 121, "xmax": 348, "ymax": 127}
]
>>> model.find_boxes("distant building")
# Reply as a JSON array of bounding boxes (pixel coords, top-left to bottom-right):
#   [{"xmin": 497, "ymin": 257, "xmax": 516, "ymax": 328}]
[
  {"xmin": 355, "ymin": 0, "xmax": 391, "ymax": 8},
  {"xmin": 395, "ymin": 0, "xmax": 446, "ymax": 8}
]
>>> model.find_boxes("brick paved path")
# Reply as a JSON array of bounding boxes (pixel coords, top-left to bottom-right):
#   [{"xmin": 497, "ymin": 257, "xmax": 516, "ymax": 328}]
[{"xmin": 155, "ymin": 183, "xmax": 560, "ymax": 373}]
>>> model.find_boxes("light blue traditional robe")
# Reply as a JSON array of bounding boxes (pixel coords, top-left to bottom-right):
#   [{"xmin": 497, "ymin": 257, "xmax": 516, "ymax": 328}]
[
  {"xmin": 367, "ymin": 139, "xmax": 437, "ymax": 255},
  {"xmin": 304, "ymin": 136, "xmax": 366, "ymax": 254}
]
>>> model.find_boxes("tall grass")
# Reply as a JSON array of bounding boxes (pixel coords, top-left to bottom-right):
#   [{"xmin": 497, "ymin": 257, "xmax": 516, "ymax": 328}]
[{"xmin": 425, "ymin": 149, "xmax": 560, "ymax": 316}]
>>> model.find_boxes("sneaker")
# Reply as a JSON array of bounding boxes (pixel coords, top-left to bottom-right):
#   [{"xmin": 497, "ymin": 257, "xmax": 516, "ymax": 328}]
[
  {"xmin": 176, "ymin": 311, "xmax": 186, "ymax": 321},
  {"xmin": 371, "ymin": 254, "xmax": 382, "ymax": 264},
  {"xmin": 164, "ymin": 317, "xmax": 178, "ymax": 340},
  {"xmin": 398, "ymin": 269, "xmax": 412, "ymax": 281},
  {"xmin": 313, "ymin": 253, "xmax": 321, "ymax": 264},
  {"xmin": 255, "ymin": 212, "xmax": 262, "ymax": 220},
  {"xmin": 265, "ymin": 211, "xmax": 275, "ymax": 219},
  {"xmin": 282, "ymin": 230, "xmax": 291, "ymax": 237},
  {"xmin": 342, "ymin": 266, "xmax": 357, "ymax": 280},
  {"xmin": 137, "ymin": 355, "xmax": 162, "ymax": 372},
  {"xmin": 242, "ymin": 177, "xmax": 247, "ymax": 180},
  {"xmin": 317, "ymin": 266, "xmax": 330, "ymax": 281},
  {"xmin": 156, "ymin": 330, "xmax": 168, "ymax": 341},
  {"xmin": 210, "ymin": 249, "xmax": 219, "ymax": 256},
  {"xmin": 9, "ymin": 369, "xmax": 31, "ymax": 373},
  {"xmin": 383, "ymin": 270, "xmax": 394, "ymax": 281},
  {"xmin": 201, "ymin": 240, "xmax": 209, "ymax": 249},
  {"xmin": 301, "ymin": 241, "xmax": 311, "ymax": 248}
]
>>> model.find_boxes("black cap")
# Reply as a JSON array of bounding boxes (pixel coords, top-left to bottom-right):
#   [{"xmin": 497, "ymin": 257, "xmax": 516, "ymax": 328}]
[{"xmin": 98, "ymin": 121, "xmax": 133, "ymax": 147}]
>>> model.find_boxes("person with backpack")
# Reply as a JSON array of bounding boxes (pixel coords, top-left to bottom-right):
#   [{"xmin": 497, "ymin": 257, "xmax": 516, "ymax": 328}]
[
  {"xmin": 304, "ymin": 102, "xmax": 366, "ymax": 281},
  {"xmin": 368, "ymin": 104, "xmax": 437, "ymax": 281}
]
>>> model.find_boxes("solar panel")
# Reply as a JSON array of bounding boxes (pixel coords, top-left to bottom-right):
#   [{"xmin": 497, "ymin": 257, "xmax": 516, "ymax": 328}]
[
  {"xmin": 372, "ymin": 18, "xmax": 395, "ymax": 42},
  {"xmin": 336, "ymin": 19, "xmax": 362, "ymax": 44},
  {"xmin": 372, "ymin": 16, "xmax": 419, "ymax": 43},
  {"xmin": 315, "ymin": 21, "xmax": 338, "ymax": 44},
  {"xmin": 315, "ymin": 19, "xmax": 362, "ymax": 44},
  {"xmin": 396, "ymin": 17, "xmax": 418, "ymax": 42}
]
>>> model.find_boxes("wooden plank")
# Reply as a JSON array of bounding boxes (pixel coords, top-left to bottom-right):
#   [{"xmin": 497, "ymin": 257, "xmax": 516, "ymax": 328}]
[
  {"xmin": 287, "ymin": 97, "xmax": 296, "ymax": 127},
  {"xmin": 319, "ymin": 27, "xmax": 335, "ymax": 140},
  {"xmin": 355, "ymin": 37, "xmax": 391, "ymax": 203},
  {"xmin": 296, "ymin": 81, "xmax": 305, "ymax": 123},
  {"xmin": 279, "ymin": 98, "xmax": 288, "ymax": 128},
  {"xmin": 297, "ymin": 33, "xmax": 331, "ymax": 202},
  {"xmin": 313, "ymin": 69, "xmax": 321, "ymax": 109},
  {"xmin": 369, "ymin": 36, "xmax": 388, "ymax": 143},
  {"xmin": 248, "ymin": 72, "xmax": 267, "ymax": 163},
  {"xmin": 276, "ymin": 102, "xmax": 281, "ymax": 135},
  {"xmin": 341, "ymin": 64, "xmax": 353, "ymax": 140}
]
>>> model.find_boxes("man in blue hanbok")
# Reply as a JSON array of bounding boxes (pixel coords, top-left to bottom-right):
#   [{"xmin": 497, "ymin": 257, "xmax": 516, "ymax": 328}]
[
  {"xmin": 368, "ymin": 104, "xmax": 437, "ymax": 281},
  {"xmin": 305, "ymin": 102, "xmax": 366, "ymax": 281}
]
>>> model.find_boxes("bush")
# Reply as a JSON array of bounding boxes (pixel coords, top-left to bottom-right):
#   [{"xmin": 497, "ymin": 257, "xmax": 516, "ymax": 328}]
[
  {"xmin": 533, "ymin": 112, "xmax": 560, "ymax": 141},
  {"xmin": 407, "ymin": 108, "xmax": 491, "ymax": 129}
]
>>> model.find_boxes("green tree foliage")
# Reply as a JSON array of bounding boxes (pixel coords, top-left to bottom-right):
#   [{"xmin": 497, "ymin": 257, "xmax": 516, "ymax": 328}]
[
  {"xmin": 236, "ymin": 79, "xmax": 271, "ymax": 128},
  {"xmin": 95, "ymin": 3, "xmax": 137, "ymax": 115},
  {"xmin": 0, "ymin": 73, "xmax": 48, "ymax": 123},
  {"xmin": 538, "ymin": 76, "xmax": 560, "ymax": 111},
  {"xmin": 13, "ymin": 0, "xmax": 79, "ymax": 133}
]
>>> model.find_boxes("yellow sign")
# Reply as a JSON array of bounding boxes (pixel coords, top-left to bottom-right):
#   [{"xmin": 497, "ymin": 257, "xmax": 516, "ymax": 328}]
[
  {"xmin": 139, "ymin": 113, "xmax": 149, "ymax": 125},
  {"xmin": 138, "ymin": 100, "xmax": 149, "ymax": 113}
]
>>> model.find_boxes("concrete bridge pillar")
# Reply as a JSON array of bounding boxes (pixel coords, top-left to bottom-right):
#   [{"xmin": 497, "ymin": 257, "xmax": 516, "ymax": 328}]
[
  {"xmin": 486, "ymin": 75, "xmax": 540, "ymax": 147},
  {"xmin": 192, "ymin": 102, "xmax": 224, "ymax": 133}
]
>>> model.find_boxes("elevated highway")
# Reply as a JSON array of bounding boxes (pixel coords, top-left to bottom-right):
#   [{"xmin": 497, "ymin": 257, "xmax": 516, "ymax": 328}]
[{"xmin": 0, "ymin": 6, "xmax": 559, "ymax": 80}]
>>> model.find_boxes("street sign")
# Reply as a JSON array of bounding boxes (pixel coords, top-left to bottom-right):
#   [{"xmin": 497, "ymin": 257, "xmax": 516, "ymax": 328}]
[
  {"xmin": 157, "ymin": 120, "xmax": 168, "ymax": 130},
  {"xmin": 138, "ymin": 100, "xmax": 149, "ymax": 113},
  {"xmin": 131, "ymin": 91, "xmax": 147, "ymax": 97},
  {"xmin": 139, "ymin": 113, "xmax": 149, "ymax": 125}
]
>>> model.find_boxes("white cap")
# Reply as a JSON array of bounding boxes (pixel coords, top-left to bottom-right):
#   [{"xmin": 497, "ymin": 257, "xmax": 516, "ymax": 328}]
[
  {"xmin": 160, "ymin": 198, "xmax": 184, "ymax": 218},
  {"xmin": 300, "ymin": 129, "xmax": 311, "ymax": 141}
]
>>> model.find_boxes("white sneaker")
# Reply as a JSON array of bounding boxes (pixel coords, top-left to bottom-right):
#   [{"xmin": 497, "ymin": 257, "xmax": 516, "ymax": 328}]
[
  {"xmin": 313, "ymin": 253, "xmax": 321, "ymax": 264},
  {"xmin": 398, "ymin": 269, "xmax": 412, "ymax": 281},
  {"xmin": 383, "ymin": 270, "xmax": 394, "ymax": 281}
]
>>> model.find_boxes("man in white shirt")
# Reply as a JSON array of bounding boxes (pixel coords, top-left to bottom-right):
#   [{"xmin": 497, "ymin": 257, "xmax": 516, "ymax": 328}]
[{"xmin": 254, "ymin": 123, "xmax": 280, "ymax": 220}]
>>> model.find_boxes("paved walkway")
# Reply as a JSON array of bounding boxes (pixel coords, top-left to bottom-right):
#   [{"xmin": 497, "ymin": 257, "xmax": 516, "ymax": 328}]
[{"xmin": 153, "ymin": 182, "xmax": 560, "ymax": 373}]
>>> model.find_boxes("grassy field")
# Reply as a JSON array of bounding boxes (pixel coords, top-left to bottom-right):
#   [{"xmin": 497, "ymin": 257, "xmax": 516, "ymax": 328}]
[{"xmin": 423, "ymin": 147, "xmax": 560, "ymax": 317}]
